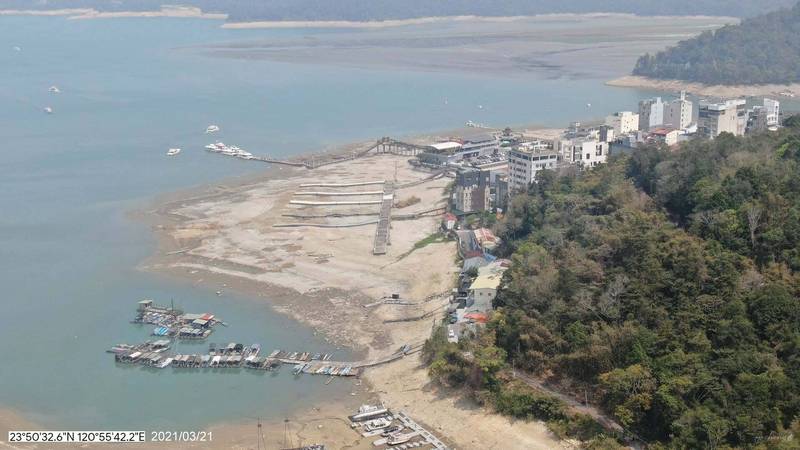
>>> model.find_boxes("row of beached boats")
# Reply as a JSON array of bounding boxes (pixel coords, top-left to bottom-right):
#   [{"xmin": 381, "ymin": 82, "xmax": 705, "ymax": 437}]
[{"xmin": 349, "ymin": 405, "xmax": 431, "ymax": 448}]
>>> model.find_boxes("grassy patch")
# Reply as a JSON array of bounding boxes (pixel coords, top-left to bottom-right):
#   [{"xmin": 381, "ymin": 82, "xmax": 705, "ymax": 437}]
[{"xmin": 396, "ymin": 232, "xmax": 450, "ymax": 261}]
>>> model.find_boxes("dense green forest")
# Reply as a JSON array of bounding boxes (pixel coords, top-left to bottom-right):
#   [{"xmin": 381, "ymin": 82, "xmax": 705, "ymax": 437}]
[
  {"xmin": 2, "ymin": 0, "xmax": 796, "ymax": 21},
  {"xmin": 426, "ymin": 121, "xmax": 800, "ymax": 448},
  {"xmin": 633, "ymin": 3, "xmax": 800, "ymax": 85}
]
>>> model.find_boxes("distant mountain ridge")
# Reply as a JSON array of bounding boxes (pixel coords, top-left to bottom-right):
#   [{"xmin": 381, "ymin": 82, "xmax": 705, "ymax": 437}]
[
  {"xmin": 1, "ymin": 0, "xmax": 797, "ymax": 21},
  {"xmin": 633, "ymin": 3, "xmax": 800, "ymax": 85}
]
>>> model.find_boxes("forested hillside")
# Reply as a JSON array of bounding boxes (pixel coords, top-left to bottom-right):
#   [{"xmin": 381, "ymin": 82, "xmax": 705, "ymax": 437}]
[
  {"xmin": 633, "ymin": 3, "xmax": 800, "ymax": 84},
  {"xmin": 426, "ymin": 122, "xmax": 800, "ymax": 448},
  {"xmin": 1, "ymin": 0, "xmax": 796, "ymax": 21}
]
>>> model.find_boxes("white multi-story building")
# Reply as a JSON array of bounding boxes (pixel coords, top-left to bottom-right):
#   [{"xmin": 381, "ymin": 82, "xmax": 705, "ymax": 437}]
[
  {"xmin": 747, "ymin": 98, "xmax": 781, "ymax": 133},
  {"xmin": 557, "ymin": 139, "xmax": 610, "ymax": 169},
  {"xmin": 698, "ymin": 99, "xmax": 747, "ymax": 137},
  {"xmin": 605, "ymin": 111, "xmax": 640, "ymax": 135},
  {"xmin": 665, "ymin": 91, "xmax": 693, "ymax": 129},
  {"xmin": 507, "ymin": 142, "xmax": 559, "ymax": 192},
  {"xmin": 638, "ymin": 97, "xmax": 665, "ymax": 131},
  {"xmin": 764, "ymin": 98, "xmax": 781, "ymax": 129}
]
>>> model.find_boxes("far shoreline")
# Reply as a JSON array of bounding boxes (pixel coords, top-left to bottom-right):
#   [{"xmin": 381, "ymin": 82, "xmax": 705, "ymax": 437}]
[
  {"xmin": 0, "ymin": 6, "xmax": 227, "ymax": 20},
  {"xmin": 608, "ymin": 74, "xmax": 800, "ymax": 98},
  {"xmin": 0, "ymin": 8, "xmax": 737, "ymax": 29},
  {"xmin": 219, "ymin": 12, "xmax": 736, "ymax": 29}
]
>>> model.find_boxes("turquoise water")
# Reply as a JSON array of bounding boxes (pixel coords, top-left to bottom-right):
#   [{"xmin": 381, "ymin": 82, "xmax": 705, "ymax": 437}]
[{"xmin": 0, "ymin": 15, "xmax": 682, "ymax": 430}]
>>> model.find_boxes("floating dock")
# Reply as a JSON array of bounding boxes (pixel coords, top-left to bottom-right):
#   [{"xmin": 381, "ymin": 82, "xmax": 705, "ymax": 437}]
[
  {"xmin": 109, "ymin": 343, "xmax": 370, "ymax": 377},
  {"xmin": 133, "ymin": 300, "xmax": 223, "ymax": 341}
]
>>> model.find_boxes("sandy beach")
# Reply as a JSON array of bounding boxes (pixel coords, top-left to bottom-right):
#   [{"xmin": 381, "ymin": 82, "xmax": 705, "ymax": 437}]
[
  {"xmin": 133, "ymin": 130, "xmax": 568, "ymax": 449},
  {"xmin": 608, "ymin": 75, "xmax": 800, "ymax": 98}
]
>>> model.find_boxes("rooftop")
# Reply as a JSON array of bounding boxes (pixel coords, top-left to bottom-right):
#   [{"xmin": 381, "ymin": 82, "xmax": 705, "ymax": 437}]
[
  {"xmin": 700, "ymin": 99, "xmax": 746, "ymax": 110},
  {"xmin": 429, "ymin": 141, "xmax": 462, "ymax": 151},
  {"xmin": 470, "ymin": 272, "xmax": 503, "ymax": 291}
]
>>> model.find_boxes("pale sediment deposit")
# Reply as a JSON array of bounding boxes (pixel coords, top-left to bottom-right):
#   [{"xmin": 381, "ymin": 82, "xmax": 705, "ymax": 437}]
[
  {"xmin": 143, "ymin": 147, "xmax": 566, "ymax": 449},
  {"xmin": 608, "ymin": 75, "xmax": 800, "ymax": 98}
]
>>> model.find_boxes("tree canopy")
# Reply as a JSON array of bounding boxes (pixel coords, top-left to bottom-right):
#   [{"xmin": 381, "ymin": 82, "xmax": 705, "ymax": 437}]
[
  {"xmin": 484, "ymin": 125, "xmax": 800, "ymax": 447},
  {"xmin": 633, "ymin": 3, "xmax": 800, "ymax": 85}
]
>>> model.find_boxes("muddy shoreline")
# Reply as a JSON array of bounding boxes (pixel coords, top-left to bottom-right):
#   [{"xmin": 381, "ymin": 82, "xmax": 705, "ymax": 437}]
[{"xmin": 608, "ymin": 75, "xmax": 800, "ymax": 98}]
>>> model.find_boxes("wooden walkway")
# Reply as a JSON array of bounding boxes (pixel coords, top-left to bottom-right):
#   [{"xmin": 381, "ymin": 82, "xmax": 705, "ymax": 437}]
[{"xmin": 372, "ymin": 182, "xmax": 394, "ymax": 255}]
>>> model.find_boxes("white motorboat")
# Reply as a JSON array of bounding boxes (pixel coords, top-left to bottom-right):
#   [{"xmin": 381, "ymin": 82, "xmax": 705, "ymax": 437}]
[
  {"xmin": 166, "ymin": 148, "xmax": 181, "ymax": 156},
  {"xmin": 156, "ymin": 357, "xmax": 173, "ymax": 368},
  {"xmin": 44, "ymin": 106, "xmax": 53, "ymax": 114},
  {"xmin": 364, "ymin": 417, "xmax": 392, "ymax": 432},
  {"xmin": 49, "ymin": 86, "xmax": 61, "ymax": 93},
  {"xmin": 205, "ymin": 125, "xmax": 220, "ymax": 133}
]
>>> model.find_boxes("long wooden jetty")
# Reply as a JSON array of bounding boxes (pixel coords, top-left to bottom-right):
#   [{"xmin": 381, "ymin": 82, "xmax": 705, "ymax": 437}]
[
  {"xmin": 236, "ymin": 137, "xmax": 433, "ymax": 169},
  {"xmin": 109, "ymin": 342, "xmax": 414, "ymax": 377}
]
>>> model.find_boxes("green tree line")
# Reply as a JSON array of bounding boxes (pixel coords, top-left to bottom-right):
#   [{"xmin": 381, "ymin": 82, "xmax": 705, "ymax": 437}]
[
  {"xmin": 428, "ymin": 122, "xmax": 800, "ymax": 448},
  {"xmin": 633, "ymin": 3, "xmax": 800, "ymax": 85}
]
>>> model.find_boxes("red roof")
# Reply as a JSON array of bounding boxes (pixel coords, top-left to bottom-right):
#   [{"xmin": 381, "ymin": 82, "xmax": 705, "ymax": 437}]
[
  {"xmin": 444, "ymin": 213, "xmax": 457, "ymax": 222},
  {"xmin": 650, "ymin": 128, "xmax": 676, "ymax": 136},
  {"xmin": 464, "ymin": 312, "xmax": 489, "ymax": 323}
]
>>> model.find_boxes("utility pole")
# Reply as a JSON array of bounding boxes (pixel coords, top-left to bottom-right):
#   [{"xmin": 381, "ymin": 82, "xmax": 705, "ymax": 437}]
[{"xmin": 257, "ymin": 417, "xmax": 262, "ymax": 450}]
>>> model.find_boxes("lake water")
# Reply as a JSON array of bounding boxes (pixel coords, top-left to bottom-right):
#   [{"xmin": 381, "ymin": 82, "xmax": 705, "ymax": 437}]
[{"xmin": 0, "ymin": 14, "xmax": 708, "ymax": 430}]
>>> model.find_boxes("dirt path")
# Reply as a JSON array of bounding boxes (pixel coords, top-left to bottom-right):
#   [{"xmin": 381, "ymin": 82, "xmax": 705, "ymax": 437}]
[{"xmin": 511, "ymin": 371, "xmax": 624, "ymax": 433}]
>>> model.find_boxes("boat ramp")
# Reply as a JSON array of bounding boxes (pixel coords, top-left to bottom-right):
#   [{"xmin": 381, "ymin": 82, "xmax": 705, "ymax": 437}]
[{"xmin": 348, "ymin": 405, "xmax": 448, "ymax": 449}]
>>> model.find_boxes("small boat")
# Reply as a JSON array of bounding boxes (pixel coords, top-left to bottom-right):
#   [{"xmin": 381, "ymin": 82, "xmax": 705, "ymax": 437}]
[
  {"xmin": 292, "ymin": 363, "xmax": 305, "ymax": 375},
  {"xmin": 157, "ymin": 357, "xmax": 173, "ymax": 369},
  {"xmin": 107, "ymin": 344, "xmax": 136, "ymax": 354},
  {"xmin": 250, "ymin": 344, "xmax": 261, "ymax": 358},
  {"xmin": 381, "ymin": 425, "xmax": 403, "ymax": 437},
  {"xmin": 205, "ymin": 125, "xmax": 220, "ymax": 133},
  {"xmin": 365, "ymin": 417, "xmax": 392, "ymax": 432},
  {"xmin": 166, "ymin": 148, "xmax": 181, "ymax": 156},
  {"xmin": 48, "ymin": 86, "xmax": 60, "ymax": 93},
  {"xmin": 44, "ymin": 106, "xmax": 53, "ymax": 114},
  {"xmin": 387, "ymin": 432, "xmax": 416, "ymax": 445},
  {"xmin": 349, "ymin": 405, "xmax": 389, "ymax": 422}
]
